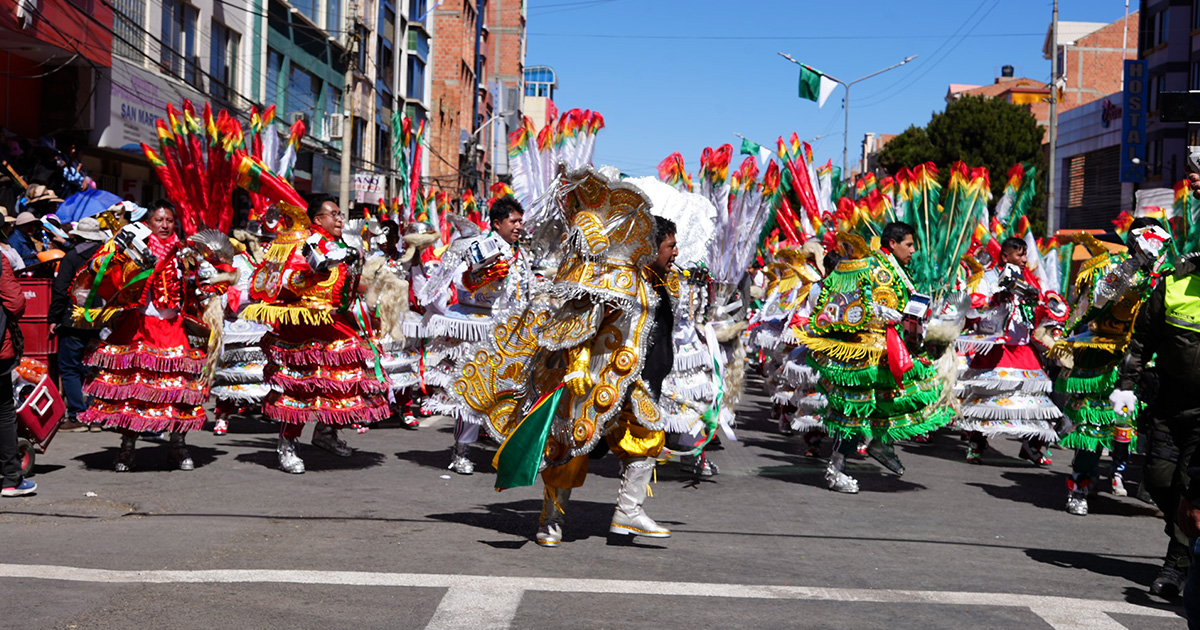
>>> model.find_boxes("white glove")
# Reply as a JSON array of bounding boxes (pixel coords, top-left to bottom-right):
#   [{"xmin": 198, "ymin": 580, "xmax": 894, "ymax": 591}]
[
  {"xmin": 872, "ymin": 304, "xmax": 903, "ymax": 324},
  {"xmin": 1109, "ymin": 389, "xmax": 1137, "ymax": 416},
  {"xmin": 196, "ymin": 260, "xmax": 219, "ymax": 284}
]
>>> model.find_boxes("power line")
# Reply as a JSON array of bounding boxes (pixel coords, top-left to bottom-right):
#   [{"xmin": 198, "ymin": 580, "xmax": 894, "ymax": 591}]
[
  {"xmin": 527, "ymin": 31, "xmax": 1040, "ymax": 41},
  {"xmin": 855, "ymin": 0, "xmax": 1002, "ymax": 108}
]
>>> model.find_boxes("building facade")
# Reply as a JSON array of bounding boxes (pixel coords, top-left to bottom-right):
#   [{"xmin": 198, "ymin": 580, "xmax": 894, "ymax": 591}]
[
  {"xmin": 427, "ymin": 0, "xmax": 524, "ymax": 197},
  {"xmin": 1055, "ymin": 93, "xmax": 1132, "ymax": 229},
  {"xmin": 1044, "ymin": 13, "xmax": 1140, "ymax": 114},
  {"xmin": 2, "ymin": 0, "xmax": 434, "ymax": 208},
  {"xmin": 1137, "ymin": 0, "xmax": 1192, "ymax": 190}
]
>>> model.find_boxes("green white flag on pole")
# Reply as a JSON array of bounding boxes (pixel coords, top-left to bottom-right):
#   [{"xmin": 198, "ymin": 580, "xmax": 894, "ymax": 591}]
[
  {"xmin": 739, "ymin": 137, "xmax": 773, "ymax": 167},
  {"xmin": 798, "ymin": 64, "xmax": 838, "ymax": 108}
]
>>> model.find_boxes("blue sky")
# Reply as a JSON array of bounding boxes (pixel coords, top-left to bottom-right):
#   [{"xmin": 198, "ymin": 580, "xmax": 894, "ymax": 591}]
[{"xmin": 524, "ymin": 0, "xmax": 1133, "ymax": 177}]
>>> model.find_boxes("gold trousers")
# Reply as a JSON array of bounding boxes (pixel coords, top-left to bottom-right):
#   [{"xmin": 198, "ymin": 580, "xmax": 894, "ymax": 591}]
[{"xmin": 542, "ymin": 407, "xmax": 663, "ymax": 490}]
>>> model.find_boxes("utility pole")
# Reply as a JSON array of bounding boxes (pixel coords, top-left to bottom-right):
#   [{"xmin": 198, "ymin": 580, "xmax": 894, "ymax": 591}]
[
  {"xmin": 1047, "ymin": 0, "xmax": 1059, "ymax": 235},
  {"xmin": 778, "ymin": 53, "xmax": 917, "ymax": 178},
  {"xmin": 338, "ymin": 2, "xmax": 357, "ymax": 211}
]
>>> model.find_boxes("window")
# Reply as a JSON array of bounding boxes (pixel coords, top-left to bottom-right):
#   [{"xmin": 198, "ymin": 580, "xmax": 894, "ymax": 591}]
[
  {"xmin": 210, "ymin": 22, "xmax": 239, "ymax": 102},
  {"xmin": 408, "ymin": 0, "xmax": 427, "ymax": 23},
  {"xmin": 326, "ymin": 0, "xmax": 342, "ymax": 32},
  {"xmin": 112, "ymin": 0, "xmax": 144, "ymax": 61},
  {"xmin": 161, "ymin": 0, "xmax": 199, "ymax": 87},
  {"xmin": 1154, "ymin": 10, "xmax": 1170, "ymax": 46},
  {"xmin": 266, "ymin": 48, "xmax": 284, "ymax": 109},
  {"xmin": 377, "ymin": 37, "xmax": 394, "ymax": 89},
  {"xmin": 1192, "ymin": 61, "xmax": 1200, "ymax": 91},
  {"xmin": 292, "ymin": 0, "xmax": 317, "ymax": 25},
  {"xmin": 356, "ymin": 25, "xmax": 369, "ymax": 72},
  {"xmin": 406, "ymin": 56, "xmax": 425, "ymax": 101},
  {"xmin": 408, "ymin": 29, "xmax": 429, "ymax": 60},
  {"xmin": 288, "ymin": 64, "xmax": 322, "ymax": 118},
  {"xmin": 1150, "ymin": 73, "xmax": 1166, "ymax": 112},
  {"xmin": 323, "ymin": 85, "xmax": 342, "ymax": 140},
  {"xmin": 376, "ymin": 120, "xmax": 391, "ymax": 170},
  {"xmin": 1147, "ymin": 138, "xmax": 1163, "ymax": 177},
  {"xmin": 1194, "ymin": 0, "xmax": 1200, "ymax": 30},
  {"xmin": 405, "ymin": 103, "xmax": 427, "ymax": 130},
  {"xmin": 351, "ymin": 116, "xmax": 368, "ymax": 162}
]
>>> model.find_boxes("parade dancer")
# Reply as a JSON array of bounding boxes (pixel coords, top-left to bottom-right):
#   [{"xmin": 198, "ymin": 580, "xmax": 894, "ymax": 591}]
[
  {"xmin": 626, "ymin": 176, "xmax": 720, "ymax": 477},
  {"xmin": 210, "ymin": 227, "xmax": 273, "ymax": 435},
  {"xmin": 243, "ymin": 195, "xmax": 391, "ymax": 473},
  {"xmin": 956, "ymin": 237, "xmax": 1064, "ymax": 464},
  {"xmin": 1050, "ymin": 222, "xmax": 1172, "ymax": 515},
  {"xmin": 75, "ymin": 201, "xmax": 236, "ymax": 471},
  {"xmin": 750, "ymin": 243, "xmax": 827, "ymax": 455},
  {"xmin": 422, "ymin": 198, "xmax": 530, "ymax": 474},
  {"xmin": 453, "ymin": 166, "xmax": 678, "ymax": 546},
  {"xmin": 801, "ymin": 222, "xmax": 953, "ymax": 493}
]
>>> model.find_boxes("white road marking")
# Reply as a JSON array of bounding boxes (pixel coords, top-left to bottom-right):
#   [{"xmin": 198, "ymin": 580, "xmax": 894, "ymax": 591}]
[{"xmin": 0, "ymin": 563, "xmax": 1180, "ymax": 630}]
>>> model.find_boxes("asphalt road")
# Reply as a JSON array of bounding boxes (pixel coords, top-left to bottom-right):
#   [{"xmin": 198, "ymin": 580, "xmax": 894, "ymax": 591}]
[{"xmin": 0, "ymin": 374, "xmax": 1187, "ymax": 629}]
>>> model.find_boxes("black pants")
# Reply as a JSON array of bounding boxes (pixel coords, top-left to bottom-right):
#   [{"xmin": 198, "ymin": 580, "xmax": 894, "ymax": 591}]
[
  {"xmin": 1152, "ymin": 380, "xmax": 1200, "ymax": 571},
  {"xmin": 0, "ymin": 357, "xmax": 21, "ymax": 487},
  {"xmin": 1143, "ymin": 410, "xmax": 1190, "ymax": 570}
]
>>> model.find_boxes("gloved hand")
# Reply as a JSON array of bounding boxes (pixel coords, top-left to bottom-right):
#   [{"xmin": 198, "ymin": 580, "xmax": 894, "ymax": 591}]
[
  {"xmin": 872, "ymin": 304, "xmax": 903, "ymax": 324},
  {"xmin": 463, "ymin": 259, "xmax": 510, "ymax": 292},
  {"xmin": 565, "ymin": 346, "xmax": 593, "ymax": 397},
  {"xmin": 327, "ymin": 246, "xmax": 358, "ymax": 266},
  {"xmin": 1109, "ymin": 389, "xmax": 1137, "ymax": 417},
  {"xmin": 196, "ymin": 260, "xmax": 219, "ymax": 284}
]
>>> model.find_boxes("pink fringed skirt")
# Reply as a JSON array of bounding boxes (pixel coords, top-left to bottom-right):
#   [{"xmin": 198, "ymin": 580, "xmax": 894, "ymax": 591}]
[
  {"xmin": 81, "ymin": 313, "xmax": 208, "ymax": 433},
  {"xmin": 261, "ymin": 321, "xmax": 390, "ymax": 425}
]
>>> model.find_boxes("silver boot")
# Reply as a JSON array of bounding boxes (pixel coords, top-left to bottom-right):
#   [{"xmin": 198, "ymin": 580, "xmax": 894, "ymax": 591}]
[
  {"xmin": 610, "ymin": 458, "xmax": 670, "ymax": 538},
  {"xmin": 449, "ymin": 441, "xmax": 475, "ymax": 475},
  {"xmin": 535, "ymin": 485, "xmax": 571, "ymax": 547},
  {"xmin": 825, "ymin": 451, "xmax": 859, "ymax": 494},
  {"xmin": 168, "ymin": 432, "xmax": 194, "ymax": 471},
  {"xmin": 277, "ymin": 434, "xmax": 306, "ymax": 474},
  {"xmin": 1066, "ymin": 474, "xmax": 1089, "ymax": 516}
]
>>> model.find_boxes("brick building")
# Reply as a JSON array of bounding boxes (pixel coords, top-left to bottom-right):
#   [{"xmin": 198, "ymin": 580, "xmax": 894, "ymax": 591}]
[
  {"xmin": 1043, "ymin": 13, "xmax": 1140, "ymax": 113},
  {"xmin": 1046, "ymin": 12, "xmax": 1141, "ymax": 229},
  {"xmin": 427, "ymin": 0, "xmax": 525, "ymax": 197},
  {"xmin": 428, "ymin": 0, "xmax": 487, "ymax": 196},
  {"xmin": 483, "ymin": 0, "xmax": 526, "ymax": 184}
]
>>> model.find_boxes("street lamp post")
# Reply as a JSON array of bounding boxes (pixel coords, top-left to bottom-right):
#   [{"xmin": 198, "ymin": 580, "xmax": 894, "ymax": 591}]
[{"xmin": 778, "ymin": 53, "xmax": 918, "ymax": 178}]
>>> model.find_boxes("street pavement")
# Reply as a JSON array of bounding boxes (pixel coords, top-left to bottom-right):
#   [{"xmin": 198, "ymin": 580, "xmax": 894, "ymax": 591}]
[{"xmin": 0, "ymin": 374, "xmax": 1187, "ymax": 629}]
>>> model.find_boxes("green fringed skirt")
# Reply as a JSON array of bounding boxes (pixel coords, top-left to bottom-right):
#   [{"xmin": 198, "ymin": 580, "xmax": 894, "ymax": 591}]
[
  {"xmin": 1056, "ymin": 348, "xmax": 1138, "ymax": 452},
  {"xmin": 809, "ymin": 349, "xmax": 952, "ymax": 443}
]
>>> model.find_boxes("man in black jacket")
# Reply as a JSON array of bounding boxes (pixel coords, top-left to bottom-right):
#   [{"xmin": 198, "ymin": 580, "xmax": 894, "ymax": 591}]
[{"xmin": 49, "ymin": 217, "xmax": 107, "ymax": 432}]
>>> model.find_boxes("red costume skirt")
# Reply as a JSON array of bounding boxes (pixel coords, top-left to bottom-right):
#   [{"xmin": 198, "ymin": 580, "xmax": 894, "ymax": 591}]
[
  {"xmin": 80, "ymin": 312, "xmax": 208, "ymax": 432},
  {"xmin": 261, "ymin": 319, "xmax": 390, "ymax": 425}
]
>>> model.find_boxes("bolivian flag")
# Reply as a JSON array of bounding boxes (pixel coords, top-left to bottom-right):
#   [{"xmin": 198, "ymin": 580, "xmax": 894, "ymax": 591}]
[{"xmin": 493, "ymin": 385, "xmax": 565, "ymax": 490}]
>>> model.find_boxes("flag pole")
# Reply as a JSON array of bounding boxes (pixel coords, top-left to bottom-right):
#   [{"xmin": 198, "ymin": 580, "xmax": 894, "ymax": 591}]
[{"xmin": 778, "ymin": 53, "xmax": 917, "ymax": 183}]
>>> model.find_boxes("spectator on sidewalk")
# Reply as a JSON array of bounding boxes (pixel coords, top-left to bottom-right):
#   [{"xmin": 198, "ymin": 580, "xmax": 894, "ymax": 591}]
[
  {"xmin": 50, "ymin": 217, "xmax": 107, "ymax": 433},
  {"xmin": 0, "ymin": 251, "xmax": 31, "ymax": 496},
  {"xmin": 9, "ymin": 212, "xmax": 42, "ymax": 267},
  {"xmin": 0, "ymin": 208, "xmax": 24, "ymax": 271}
]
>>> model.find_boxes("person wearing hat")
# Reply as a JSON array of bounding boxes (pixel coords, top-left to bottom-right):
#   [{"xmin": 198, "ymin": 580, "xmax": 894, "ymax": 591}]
[
  {"xmin": 49, "ymin": 216, "xmax": 109, "ymax": 432},
  {"xmin": 9, "ymin": 211, "xmax": 42, "ymax": 266},
  {"xmin": 0, "ymin": 208, "xmax": 22, "ymax": 271},
  {"xmin": 23, "ymin": 184, "xmax": 62, "ymax": 215}
]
